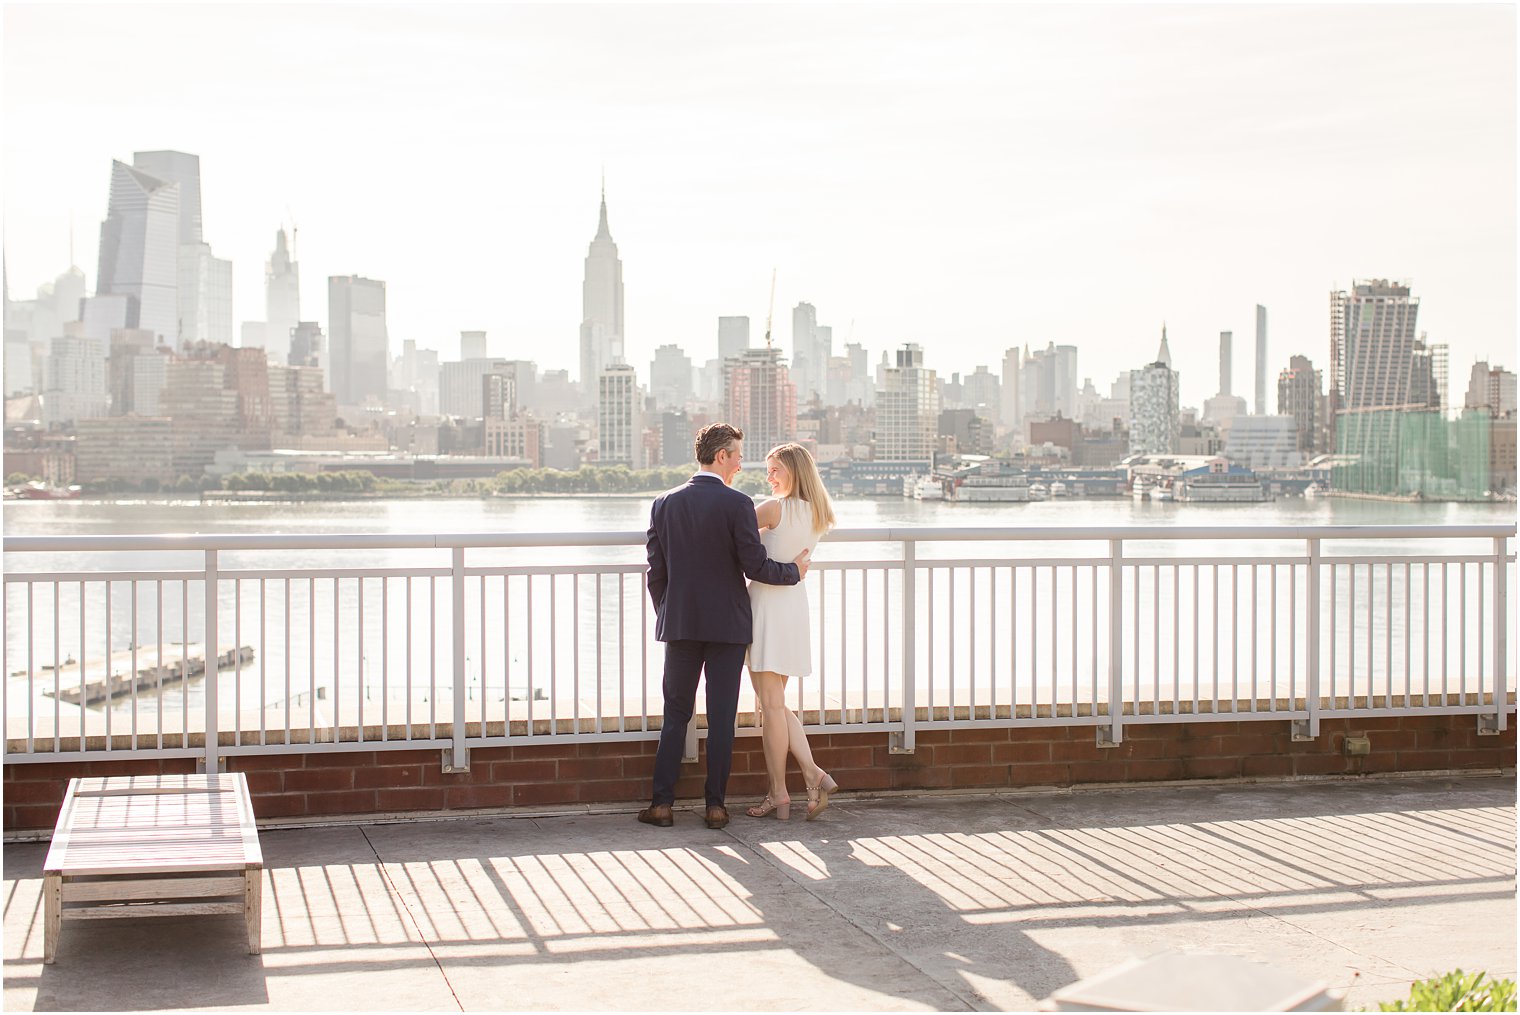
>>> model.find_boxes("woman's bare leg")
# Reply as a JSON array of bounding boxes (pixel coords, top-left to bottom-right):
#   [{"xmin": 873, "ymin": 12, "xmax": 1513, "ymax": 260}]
[
  {"xmin": 750, "ymin": 670, "xmax": 791, "ymax": 807},
  {"xmin": 782, "ymin": 706, "xmax": 823, "ymax": 785}
]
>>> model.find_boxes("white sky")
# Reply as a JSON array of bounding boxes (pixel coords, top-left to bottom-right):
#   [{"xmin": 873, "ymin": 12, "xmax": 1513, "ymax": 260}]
[{"xmin": 3, "ymin": 3, "xmax": 1515, "ymax": 409}]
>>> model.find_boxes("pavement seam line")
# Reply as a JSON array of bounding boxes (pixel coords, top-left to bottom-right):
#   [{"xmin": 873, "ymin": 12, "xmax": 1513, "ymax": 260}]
[
  {"xmin": 359, "ymin": 824, "xmax": 467, "ymax": 1013},
  {"xmin": 725, "ymin": 819, "xmax": 984, "ymax": 1012}
]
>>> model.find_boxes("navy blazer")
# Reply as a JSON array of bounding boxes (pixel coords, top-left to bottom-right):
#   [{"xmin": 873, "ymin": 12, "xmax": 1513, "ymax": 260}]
[{"xmin": 646, "ymin": 473, "xmax": 800, "ymax": 644}]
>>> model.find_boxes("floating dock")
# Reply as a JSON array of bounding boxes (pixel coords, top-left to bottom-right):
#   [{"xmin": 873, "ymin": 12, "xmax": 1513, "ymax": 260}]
[{"xmin": 39, "ymin": 645, "xmax": 256, "ymax": 707}]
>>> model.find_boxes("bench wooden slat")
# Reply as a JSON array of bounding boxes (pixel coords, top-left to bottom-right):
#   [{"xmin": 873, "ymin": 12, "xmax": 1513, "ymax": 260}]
[
  {"xmin": 62, "ymin": 902, "xmax": 246, "ymax": 920},
  {"xmin": 62, "ymin": 877, "xmax": 246, "ymax": 902}
]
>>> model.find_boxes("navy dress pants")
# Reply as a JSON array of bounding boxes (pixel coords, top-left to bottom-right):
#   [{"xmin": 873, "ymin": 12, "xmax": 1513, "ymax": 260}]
[{"xmin": 650, "ymin": 639, "xmax": 747, "ymax": 809}]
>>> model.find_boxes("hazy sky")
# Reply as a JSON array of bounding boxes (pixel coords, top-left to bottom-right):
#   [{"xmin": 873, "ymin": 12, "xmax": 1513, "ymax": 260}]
[{"xmin": 4, "ymin": 3, "xmax": 1514, "ymax": 409}]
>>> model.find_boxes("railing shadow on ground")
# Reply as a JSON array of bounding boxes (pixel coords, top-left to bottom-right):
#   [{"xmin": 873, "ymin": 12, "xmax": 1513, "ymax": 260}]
[{"xmin": 5, "ymin": 776, "xmax": 1512, "ymax": 1011}]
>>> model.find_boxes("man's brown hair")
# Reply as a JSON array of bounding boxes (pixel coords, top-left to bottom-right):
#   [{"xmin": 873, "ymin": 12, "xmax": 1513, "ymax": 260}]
[{"xmin": 694, "ymin": 422, "xmax": 744, "ymax": 465}]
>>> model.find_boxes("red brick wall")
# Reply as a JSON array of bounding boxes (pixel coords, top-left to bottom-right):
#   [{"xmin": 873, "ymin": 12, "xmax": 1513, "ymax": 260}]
[{"xmin": 4, "ymin": 716, "xmax": 1514, "ymax": 834}]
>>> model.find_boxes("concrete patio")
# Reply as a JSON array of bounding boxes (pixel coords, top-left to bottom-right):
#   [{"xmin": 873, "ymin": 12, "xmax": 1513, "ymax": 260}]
[{"xmin": 4, "ymin": 773, "xmax": 1515, "ymax": 1012}]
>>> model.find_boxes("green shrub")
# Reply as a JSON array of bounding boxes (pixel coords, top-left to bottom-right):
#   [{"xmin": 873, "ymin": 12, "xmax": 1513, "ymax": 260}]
[{"xmin": 1379, "ymin": 970, "xmax": 1518, "ymax": 1012}]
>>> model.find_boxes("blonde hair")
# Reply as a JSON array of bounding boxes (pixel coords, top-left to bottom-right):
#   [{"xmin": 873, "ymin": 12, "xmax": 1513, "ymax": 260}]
[{"xmin": 766, "ymin": 443, "xmax": 835, "ymax": 535}]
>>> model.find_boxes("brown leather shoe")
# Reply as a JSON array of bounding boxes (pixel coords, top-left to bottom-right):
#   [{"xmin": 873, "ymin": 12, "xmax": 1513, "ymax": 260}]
[
  {"xmin": 704, "ymin": 805, "xmax": 730, "ymax": 830},
  {"xmin": 637, "ymin": 804, "xmax": 673, "ymax": 827}
]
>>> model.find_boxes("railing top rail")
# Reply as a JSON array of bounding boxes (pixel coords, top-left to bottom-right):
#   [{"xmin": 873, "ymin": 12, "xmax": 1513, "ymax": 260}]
[{"xmin": 2, "ymin": 523, "xmax": 1513, "ymax": 553}]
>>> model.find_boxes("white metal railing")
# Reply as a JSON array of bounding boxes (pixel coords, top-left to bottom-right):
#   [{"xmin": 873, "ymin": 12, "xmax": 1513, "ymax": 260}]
[{"xmin": 3, "ymin": 525, "xmax": 1514, "ymax": 772}]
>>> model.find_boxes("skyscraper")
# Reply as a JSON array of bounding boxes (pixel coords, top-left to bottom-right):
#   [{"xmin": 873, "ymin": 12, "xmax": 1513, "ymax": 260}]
[
  {"xmin": 598, "ymin": 362, "xmax": 643, "ymax": 468},
  {"xmin": 877, "ymin": 344, "xmax": 940, "ymax": 463},
  {"xmin": 1254, "ymin": 305, "xmax": 1268, "ymax": 415},
  {"xmin": 178, "ymin": 243, "xmax": 233, "ymax": 345},
  {"xmin": 1019, "ymin": 343, "xmax": 1079, "ymax": 421},
  {"xmin": 460, "ymin": 330, "xmax": 487, "ymax": 361},
  {"xmin": 1329, "ymin": 280, "xmax": 1422, "ymax": 447},
  {"xmin": 1278, "ymin": 354, "xmax": 1326, "ymax": 456},
  {"xmin": 718, "ymin": 316, "xmax": 749, "ymax": 363},
  {"xmin": 1128, "ymin": 329, "xmax": 1180, "ymax": 456},
  {"xmin": 1203, "ymin": 330, "xmax": 1247, "ymax": 427},
  {"xmin": 1000, "ymin": 347, "xmax": 1022, "ymax": 434},
  {"xmin": 132, "ymin": 151, "xmax": 202, "ymax": 245},
  {"xmin": 725, "ymin": 347, "xmax": 797, "ymax": 460},
  {"xmin": 265, "ymin": 228, "xmax": 300, "ymax": 365},
  {"xmin": 649, "ymin": 344, "xmax": 693, "ymax": 409},
  {"xmin": 133, "ymin": 150, "xmax": 230, "ymax": 350},
  {"xmin": 96, "ymin": 160, "xmax": 179, "ymax": 345},
  {"xmin": 791, "ymin": 302, "xmax": 819, "ymax": 402},
  {"xmin": 43, "ymin": 335, "xmax": 109, "ymax": 426},
  {"xmin": 328, "ymin": 276, "xmax": 388, "ymax": 406},
  {"xmin": 289, "ymin": 321, "xmax": 324, "ymax": 372},
  {"xmin": 580, "ymin": 185, "xmax": 624, "ymax": 392}
]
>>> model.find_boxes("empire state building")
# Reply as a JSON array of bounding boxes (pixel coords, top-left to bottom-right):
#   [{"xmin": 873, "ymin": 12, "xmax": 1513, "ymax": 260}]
[{"xmin": 579, "ymin": 186, "xmax": 625, "ymax": 392}]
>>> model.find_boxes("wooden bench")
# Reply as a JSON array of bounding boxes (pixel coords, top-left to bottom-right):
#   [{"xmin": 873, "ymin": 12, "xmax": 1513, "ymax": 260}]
[{"xmin": 43, "ymin": 773, "xmax": 263, "ymax": 963}]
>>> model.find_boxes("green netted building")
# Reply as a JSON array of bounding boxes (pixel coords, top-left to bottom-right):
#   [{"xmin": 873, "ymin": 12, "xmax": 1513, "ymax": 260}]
[{"xmin": 1333, "ymin": 408, "xmax": 1494, "ymax": 499}]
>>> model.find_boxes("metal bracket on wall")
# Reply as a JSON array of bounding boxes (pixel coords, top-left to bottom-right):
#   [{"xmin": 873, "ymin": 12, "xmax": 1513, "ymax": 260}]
[
  {"xmin": 889, "ymin": 731, "xmax": 915, "ymax": 755},
  {"xmin": 1477, "ymin": 713, "xmax": 1503, "ymax": 736},
  {"xmin": 442, "ymin": 747, "xmax": 470, "ymax": 773},
  {"xmin": 682, "ymin": 724, "xmax": 699, "ymax": 764},
  {"xmin": 1291, "ymin": 719, "xmax": 1317, "ymax": 742},
  {"xmin": 1095, "ymin": 727, "xmax": 1120, "ymax": 749}
]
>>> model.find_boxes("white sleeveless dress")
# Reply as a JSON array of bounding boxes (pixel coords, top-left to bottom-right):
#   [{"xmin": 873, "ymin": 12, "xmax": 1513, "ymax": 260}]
[{"xmin": 747, "ymin": 498, "xmax": 822, "ymax": 676}]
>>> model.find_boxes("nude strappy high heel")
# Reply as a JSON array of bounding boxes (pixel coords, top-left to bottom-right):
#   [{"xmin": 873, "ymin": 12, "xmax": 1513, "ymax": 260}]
[
  {"xmin": 746, "ymin": 794, "xmax": 791, "ymax": 820},
  {"xmin": 805, "ymin": 773, "xmax": 839, "ymax": 820}
]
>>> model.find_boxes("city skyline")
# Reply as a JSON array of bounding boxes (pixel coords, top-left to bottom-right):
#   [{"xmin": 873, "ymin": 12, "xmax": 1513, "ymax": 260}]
[{"xmin": 3, "ymin": 4, "xmax": 1514, "ymax": 411}]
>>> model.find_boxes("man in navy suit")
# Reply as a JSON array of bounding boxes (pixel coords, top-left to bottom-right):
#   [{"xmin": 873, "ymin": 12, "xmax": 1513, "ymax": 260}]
[{"xmin": 639, "ymin": 422, "xmax": 810, "ymax": 829}]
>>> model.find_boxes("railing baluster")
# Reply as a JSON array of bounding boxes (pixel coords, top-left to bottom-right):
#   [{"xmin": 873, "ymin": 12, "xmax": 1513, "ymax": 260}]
[
  {"xmin": 881, "ymin": 566, "xmax": 890, "ymax": 721},
  {"xmin": 1152, "ymin": 564, "xmax": 1160, "ymax": 715},
  {"xmin": 1172, "ymin": 565, "xmax": 1181, "ymax": 716},
  {"xmin": 927, "ymin": 567, "xmax": 935, "ymax": 715},
  {"xmin": 451, "ymin": 548, "xmax": 466, "ymax": 766},
  {"xmin": 130, "ymin": 581, "xmax": 138, "ymax": 747},
  {"xmin": 1230, "ymin": 563, "xmax": 1240, "ymax": 711},
  {"xmin": 479, "ymin": 573, "xmax": 488, "ymax": 732},
  {"xmin": 1076, "ymin": 562, "xmax": 1088, "ymax": 720},
  {"xmin": 618, "ymin": 573, "xmax": 626, "ymax": 733},
  {"xmin": 204, "ymin": 551, "xmax": 219, "ymax": 773},
  {"xmin": 1453, "ymin": 562, "xmax": 1465, "ymax": 705},
  {"xmin": 869, "ymin": 568, "xmax": 881, "ymax": 717},
  {"xmin": 1106, "ymin": 539, "xmax": 1123, "ymax": 745},
  {"xmin": 1269, "ymin": 564, "xmax": 1278, "ymax": 712},
  {"xmin": 1250, "ymin": 563, "xmax": 1258, "ymax": 711},
  {"xmin": 1010, "ymin": 565, "xmax": 1018, "ymax": 717},
  {"xmin": 1091, "ymin": 564, "xmax": 1099, "ymax": 717},
  {"xmin": 311, "ymin": 577, "xmax": 319, "ymax": 744},
  {"xmin": 1306, "ymin": 539, "xmax": 1320, "ymax": 738},
  {"xmin": 156, "ymin": 582, "xmax": 164, "ymax": 751},
  {"xmin": 1192, "ymin": 565, "xmax": 1200, "ymax": 715},
  {"xmin": 549, "ymin": 574, "xmax": 558, "ymax": 736},
  {"xmin": 594, "ymin": 574, "xmax": 603, "ymax": 734},
  {"xmin": 574, "ymin": 573, "xmax": 582, "ymax": 733},
  {"xmin": 53, "ymin": 582, "xmax": 60, "ymax": 753},
  {"xmin": 1493, "ymin": 536, "xmax": 1508, "ymax": 731},
  {"xmin": 899, "ymin": 539, "xmax": 916, "ymax": 753},
  {"xmin": 78, "ymin": 581, "xmax": 86, "ymax": 746},
  {"xmin": 948, "ymin": 565, "xmax": 956, "ymax": 719},
  {"xmin": 381, "ymin": 577, "xmax": 389, "ymax": 741}
]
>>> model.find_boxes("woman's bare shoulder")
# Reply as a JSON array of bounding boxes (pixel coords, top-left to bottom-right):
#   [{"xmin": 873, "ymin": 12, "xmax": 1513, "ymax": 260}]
[{"xmin": 754, "ymin": 497, "xmax": 783, "ymax": 529}]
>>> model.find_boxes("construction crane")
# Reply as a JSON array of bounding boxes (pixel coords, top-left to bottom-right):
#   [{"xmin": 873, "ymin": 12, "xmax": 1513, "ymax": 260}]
[{"xmin": 763, "ymin": 268, "xmax": 777, "ymax": 350}]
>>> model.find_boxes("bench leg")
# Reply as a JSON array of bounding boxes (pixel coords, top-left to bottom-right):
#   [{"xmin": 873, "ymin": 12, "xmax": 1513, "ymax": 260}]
[
  {"xmin": 43, "ymin": 874, "xmax": 61, "ymax": 964},
  {"xmin": 244, "ymin": 869, "xmax": 262, "ymax": 955}
]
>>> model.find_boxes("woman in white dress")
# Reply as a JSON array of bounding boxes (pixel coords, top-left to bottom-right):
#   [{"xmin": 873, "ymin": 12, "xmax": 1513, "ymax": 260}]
[{"xmin": 745, "ymin": 443, "xmax": 840, "ymax": 820}]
